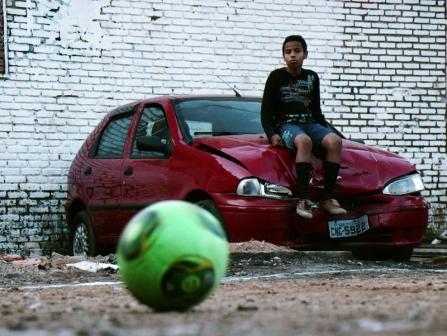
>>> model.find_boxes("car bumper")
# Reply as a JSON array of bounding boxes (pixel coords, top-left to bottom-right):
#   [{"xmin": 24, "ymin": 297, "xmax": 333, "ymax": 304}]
[
  {"xmin": 212, "ymin": 194, "xmax": 429, "ymax": 249},
  {"xmin": 213, "ymin": 194, "xmax": 293, "ymax": 244}
]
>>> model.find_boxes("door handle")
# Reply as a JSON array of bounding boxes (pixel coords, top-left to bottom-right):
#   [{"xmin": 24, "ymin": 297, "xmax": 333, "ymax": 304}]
[
  {"xmin": 84, "ymin": 167, "xmax": 92, "ymax": 175},
  {"xmin": 124, "ymin": 167, "xmax": 133, "ymax": 176}
]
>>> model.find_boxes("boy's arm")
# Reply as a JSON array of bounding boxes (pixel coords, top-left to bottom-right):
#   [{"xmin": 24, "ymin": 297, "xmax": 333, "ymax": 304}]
[
  {"xmin": 261, "ymin": 73, "xmax": 277, "ymax": 142},
  {"xmin": 312, "ymin": 74, "xmax": 328, "ymax": 127}
]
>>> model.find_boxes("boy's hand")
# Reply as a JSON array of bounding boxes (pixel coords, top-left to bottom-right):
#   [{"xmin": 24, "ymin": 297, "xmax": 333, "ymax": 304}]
[{"xmin": 271, "ymin": 134, "xmax": 284, "ymax": 147}]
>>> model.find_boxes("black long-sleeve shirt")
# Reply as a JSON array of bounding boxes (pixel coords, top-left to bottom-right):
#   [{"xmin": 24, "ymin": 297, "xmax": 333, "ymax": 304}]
[{"xmin": 261, "ymin": 67, "xmax": 327, "ymax": 142}]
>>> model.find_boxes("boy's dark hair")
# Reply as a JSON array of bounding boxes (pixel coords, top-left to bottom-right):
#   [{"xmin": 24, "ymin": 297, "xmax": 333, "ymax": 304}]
[{"xmin": 282, "ymin": 35, "xmax": 307, "ymax": 54}]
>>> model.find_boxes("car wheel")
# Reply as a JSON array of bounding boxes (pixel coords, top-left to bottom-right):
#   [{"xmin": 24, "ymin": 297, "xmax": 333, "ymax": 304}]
[
  {"xmin": 195, "ymin": 199, "xmax": 225, "ymax": 225},
  {"xmin": 71, "ymin": 211, "xmax": 98, "ymax": 257},
  {"xmin": 388, "ymin": 247, "xmax": 414, "ymax": 261},
  {"xmin": 350, "ymin": 248, "xmax": 379, "ymax": 261},
  {"xmin": 351, "ymin": 247, "xmax": 413, "ymax": 261}
]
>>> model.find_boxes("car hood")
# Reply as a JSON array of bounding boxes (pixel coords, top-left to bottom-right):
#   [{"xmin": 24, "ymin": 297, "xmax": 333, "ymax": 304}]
[{"xmin": 195, "ymin": 135, "xmax": 416, "ymax": 194}]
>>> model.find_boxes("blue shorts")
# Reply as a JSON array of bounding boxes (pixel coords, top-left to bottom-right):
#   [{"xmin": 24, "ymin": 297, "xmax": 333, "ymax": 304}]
[{"xmin": 278, "ymin": 123, "xmax": 333, "ymax": 151}]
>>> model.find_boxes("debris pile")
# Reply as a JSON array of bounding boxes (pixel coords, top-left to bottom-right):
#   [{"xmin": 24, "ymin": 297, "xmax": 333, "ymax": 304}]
[{"xmin": 431, "ymin": 229, "xmax": 447, "ymax": 245}]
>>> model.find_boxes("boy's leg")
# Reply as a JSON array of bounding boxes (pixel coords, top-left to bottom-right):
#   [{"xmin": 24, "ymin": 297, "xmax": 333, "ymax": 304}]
[
  {"xmin": 320, "ymin": 133, "xmax": 346, "ymax": 214},
  {"xmin": 293, "ymin": 134, "xmax": 312, "ymax": 199},
  {"xmin": 280, "ymin": 123, "xmax": 312, "ymax": 197},
  {"xmin": 321, "ymin": 133, "xmax": 342, "ymax": 164},
  {"xmin": 322, "ymin": 161, "xmax": 339, "ymax": 200},
  {"xmin": 279, "ymin": 123, "xmax": 314, "ymax": 218},
  {"xmin": 320, "ymin": 133, "xmax": 342, "ymax": 200},
  {"xmin": 307, "ymin": 125, "xmax": 347, "ymax": 215},
  {"xmin": 295, "ymin": 162, "xmax": 311, "ymax": 199}
]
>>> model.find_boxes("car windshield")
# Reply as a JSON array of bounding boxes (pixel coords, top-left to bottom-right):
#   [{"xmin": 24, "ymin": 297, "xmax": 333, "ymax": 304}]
[{"xmin": 173, "ymin": 98, "xmax": 264, "ymax": 141}]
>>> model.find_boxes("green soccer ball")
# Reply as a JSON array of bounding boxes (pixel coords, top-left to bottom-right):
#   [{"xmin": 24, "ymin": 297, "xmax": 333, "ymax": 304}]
[{"xmin": 117, "ymin": 200, "xmax": 229, "ymax": 311}]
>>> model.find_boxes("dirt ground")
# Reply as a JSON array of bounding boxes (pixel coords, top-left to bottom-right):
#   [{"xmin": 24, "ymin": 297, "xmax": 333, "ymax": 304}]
[{"xmin": 1, "ymin": 241, "xmax": 446, "ymax": 336}]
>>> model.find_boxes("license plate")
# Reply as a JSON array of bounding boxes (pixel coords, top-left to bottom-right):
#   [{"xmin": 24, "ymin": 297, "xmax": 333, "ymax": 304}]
[{"xmin": 328, "ymin": 215, "xmax": 369, "ymax": 238}]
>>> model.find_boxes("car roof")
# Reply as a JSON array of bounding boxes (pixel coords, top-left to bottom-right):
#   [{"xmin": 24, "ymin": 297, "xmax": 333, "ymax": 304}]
[
  {"xmin": 109, "ymin": 95, "xmax": 261, "ymax": 117},
  {"xmin": 110, "ymin": 101, "xmax": 140, "ymax": 116},
  {"xmin": 142, "ymin": 94, "xmax": 260, "ymax": 104}
]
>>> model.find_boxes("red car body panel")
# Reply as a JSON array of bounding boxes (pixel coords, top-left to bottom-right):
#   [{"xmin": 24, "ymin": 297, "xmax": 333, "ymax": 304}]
[
  {"xmin": 66, "ymin": 95, "xmax": 429, "ymax": 251},
  {"xmin": 195, "ymin": 136, "xmax": 418, "ymax": 196}
]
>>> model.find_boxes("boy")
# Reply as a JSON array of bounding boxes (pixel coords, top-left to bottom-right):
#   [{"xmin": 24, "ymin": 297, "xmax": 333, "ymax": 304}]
[{"xmin": 261, "ymin": 35, "xmax": 347, "ymax": 219}]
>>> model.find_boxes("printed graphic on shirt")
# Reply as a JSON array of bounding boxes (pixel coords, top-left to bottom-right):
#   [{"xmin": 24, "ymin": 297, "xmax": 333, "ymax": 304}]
[
  {"xmin": 281, "ymin": 129, "xmax": 295, "ymax": 150},
  {"xmin": 279, "ymin": 74, "xmax": 315, "ymax": 124},
  {"xmin": 280, "ymin": 74, "xmax": 314, "ymax": 104}
]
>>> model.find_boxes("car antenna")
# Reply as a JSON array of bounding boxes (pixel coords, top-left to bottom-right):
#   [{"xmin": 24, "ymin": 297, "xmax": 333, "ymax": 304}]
[{"xmin": 217, "ymin": 75, "xmax": 241, "ymax": 97}]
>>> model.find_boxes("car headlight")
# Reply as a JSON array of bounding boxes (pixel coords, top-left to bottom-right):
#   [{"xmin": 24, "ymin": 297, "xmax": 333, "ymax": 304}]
[
  {"xmin": 236, "ymin": 178, "xmax": 293, "ymax": 199},
  {"xmin": 382, "ymin": 173, "xmax": 424, "ymax": 195}
]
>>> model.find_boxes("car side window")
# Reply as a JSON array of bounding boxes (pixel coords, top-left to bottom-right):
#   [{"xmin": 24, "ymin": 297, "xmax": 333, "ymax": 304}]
[
  {"xmin": 94, "ymin": 114, "xmax": 133, "ymax": 158},
  {"xmin": 131, "ymin": 106, "xmax": 170, "ymax": 158}
]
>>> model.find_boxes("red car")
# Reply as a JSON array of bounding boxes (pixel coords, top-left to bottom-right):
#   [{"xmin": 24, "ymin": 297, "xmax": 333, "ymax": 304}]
[{"xmin": 66, "ymin": 95, "xmax": 428, "ymax": 260}]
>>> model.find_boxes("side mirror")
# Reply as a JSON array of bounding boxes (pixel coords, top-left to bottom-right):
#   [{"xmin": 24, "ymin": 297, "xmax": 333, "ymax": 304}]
[{"xmin": 136, "ymin": 136, "xmax": 171, "ymax": 155}]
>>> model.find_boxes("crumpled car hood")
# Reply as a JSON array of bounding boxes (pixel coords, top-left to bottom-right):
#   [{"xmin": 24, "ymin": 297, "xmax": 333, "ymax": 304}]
[{"xmin": 195, "ymin": 135, "xmax": 416, "ymax": 194}]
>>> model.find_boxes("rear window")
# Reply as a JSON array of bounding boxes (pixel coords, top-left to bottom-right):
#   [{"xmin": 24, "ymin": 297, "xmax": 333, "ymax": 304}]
[{"xmin": 94, "ymin": 114, "xmax": 133, "ymax": 158}]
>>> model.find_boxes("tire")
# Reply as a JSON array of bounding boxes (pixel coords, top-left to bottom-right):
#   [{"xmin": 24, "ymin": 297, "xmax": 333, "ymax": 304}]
[
  {"xmin": 71, "ymin": 211, "xmax": 98, "ymax": 257},
  {"xmin": 389, "ymin": 247, "xmax": 414, "ymax": 262},
  {"xmin": 194, "ymin": 199, "xmax": 226, "ymax": 228},
  {"xmin": 351, "ymin": 247, "xmax": 414, "ymax": 262}
]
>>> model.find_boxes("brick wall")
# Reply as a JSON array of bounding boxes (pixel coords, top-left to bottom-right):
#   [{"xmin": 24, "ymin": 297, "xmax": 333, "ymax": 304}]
[
  {"xmin": 333, "ymin": 0, "xmax": 447, "ymax": 228},
  {"xmin": 0, "ymin": 0, "xmax": 445, "ymax": 255},
  {"xmin": 0, "ymin": 0, "xmax": 4, "ymax": 73}
]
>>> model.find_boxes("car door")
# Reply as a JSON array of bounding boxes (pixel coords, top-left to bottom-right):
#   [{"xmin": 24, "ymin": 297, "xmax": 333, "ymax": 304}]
[
  {"xmin": 120, "ymin": 105, "xmax": 171, "ymax": 229},
  {"xmin": 85, "ymin": 112, "xmax": 134, "ymax": 243}
]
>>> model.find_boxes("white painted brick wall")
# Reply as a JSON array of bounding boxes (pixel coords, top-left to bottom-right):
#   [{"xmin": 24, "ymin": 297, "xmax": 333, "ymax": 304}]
[{"xmin": 0, "ymin": 0, "xmax": 446, "ymax": 255}]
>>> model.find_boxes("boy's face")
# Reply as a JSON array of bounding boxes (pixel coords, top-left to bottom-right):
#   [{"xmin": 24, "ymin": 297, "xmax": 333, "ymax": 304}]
[{"xmin": 283, "ymin": 41, "xmax": 308, "ymax": 72}]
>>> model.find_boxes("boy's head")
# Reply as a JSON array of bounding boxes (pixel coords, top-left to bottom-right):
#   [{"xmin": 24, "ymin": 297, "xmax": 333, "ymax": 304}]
[{"xmin": 282, "ymin": 35, "xmax": 307, "ymax": 55}]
